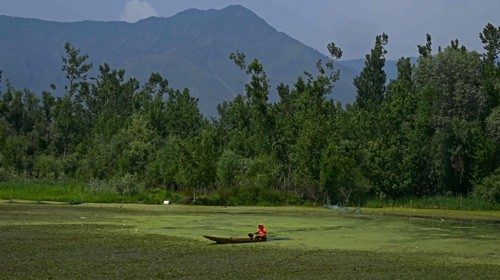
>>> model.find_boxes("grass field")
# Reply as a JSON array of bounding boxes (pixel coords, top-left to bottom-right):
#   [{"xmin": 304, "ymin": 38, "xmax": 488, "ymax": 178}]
[
  {"xmin": 0, "ymin": 181, "xmax": 168, "ymax": 204},
  {"xmin": 1, "ymin": 201, "xmax": 499, "ymax": 279}
]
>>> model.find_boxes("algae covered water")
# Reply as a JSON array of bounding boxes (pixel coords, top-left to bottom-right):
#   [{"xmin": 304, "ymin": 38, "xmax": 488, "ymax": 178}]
[{"xmin": 1, "ymin": 202, "xmax": 498, "ymax": 279}]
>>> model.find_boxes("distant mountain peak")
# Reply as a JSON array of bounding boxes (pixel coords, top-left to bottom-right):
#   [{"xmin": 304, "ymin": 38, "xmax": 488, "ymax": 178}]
[
  {"xmin": 172, "ymin": 8, "xmax": 204, "ymax": 17},
  {"xmin": 221, "ymin": 4, "xmax": 254, "ymax": 13},
  {"xmin": 220, "ymin": 4, "xmax": 262, "ymax": 19},
  {"xmin": 223, "ymin": 4, "xmax": 247, "ymax": 9},
  {"xmin": 135, "ymin": 16, "xmax": 165, "ymax": 23},
  {"xmin": 173, "ymin": 4, "xmax": 260, "ymax": 20}
]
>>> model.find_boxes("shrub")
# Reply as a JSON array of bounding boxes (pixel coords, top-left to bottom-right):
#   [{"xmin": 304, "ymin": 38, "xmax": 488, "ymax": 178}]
[
  {"xmin": 242, "ymin": 154, "xmax": 280, "ymax": 189},
  {"xmin": 221, "ymin": 186, "xmax": 303, "ymax": 206},
  {"xmin": 68, "ymin": 198, "xmax": 83, "ymax": 205},
  {"xmin": 472, "ymin": 167, "xmax": 500, "ymax": 203},
  {"xmin": 1, "ymin": 135, "xmax": 30, "ymax": 172},
  {"xmin": 320, "ymin": 145, "xmax": 370, "ymax": 206},
  {"xmin": 85, "ymin": 179, "xmax": 116, "ymax": 194},
  {"xmin": 0, "ymin": 167, "xmax": 19, "ymax": 181},
  {"xmin": 60, "ymin": 153, "xmax": 79, "ymax": 178},
  {"xmin": 145, "ymin": 137, "xmax": 181, "ymax": 188},
  {"xmin": 33, "ymin": 155, "xmax": 61, "ymax": 180},
  {"xmin": 134, "ymin": 188, "xmax": 168, "ymax": 204},
  {"xmin": 111, "ymin": 174, "xmax": 144, "ymax": 196},
  {"xmin": 216, "ymin": 150, "xmax": 247, "ymax": 188},
  {"xmin": 192, "ymin": 194, "xmax": 227, "ymax": 206},
  {"xmin": 85, "ymin": 174, "xmax": 143, "ymax": 196}
]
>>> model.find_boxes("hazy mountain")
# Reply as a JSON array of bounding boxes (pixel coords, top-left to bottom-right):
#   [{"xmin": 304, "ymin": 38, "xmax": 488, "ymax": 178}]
[
  {"xmin": 0, "ymin": 5, "xmax": 359, "ymax": 115},
  {"xmin": 341, "ymin": 57, "xmax": 418, "ymax": 82}
]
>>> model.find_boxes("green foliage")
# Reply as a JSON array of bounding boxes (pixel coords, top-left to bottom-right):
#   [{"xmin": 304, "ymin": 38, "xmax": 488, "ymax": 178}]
[
  {"xmin": 472, "ymin": 167, "xmax": 500, "ymax": 203},
  {"xmin": 33, "ymin": 154, "xmax": 62, "ymax": 180},
  {"xmin": 216, "ymin": 150, "xmax": 247, "ymax": 188},
  {"xmin": 115, "ymin": 115, "xmax": 155, "ymax": 176},
  {"xmin": 216, "ymin": 95, "xmax": 253, "ymax": 157},
  {"xmin": 320, "ymin": 144, "xmax": 369, "ymax": 206},
  {"xmin": 354, "ymin": 33, "xmax": 388, "ymax": 109},
  {"xmin": 485, "ymin": 106, "xmax": 500, "ymax": 141},
  {"xmin": 228, "ymin": 55, "xmax": 274, "ymax": 155},
  {"xmin": 52, "ymin": 95, "xmax": 85, "ymax": 156},
  {"xmin": 0, "ymin": 24, "xmax": 499, "ymax": 208},
  {"xmin": 51, "ymin": 43, "xmax": 93, "ymax": 157},
  {"xmin": 62, "ymin": 43, "xmax": 92, "ymax": 94},
  {"xmin": 413, "ymin": 43, "xmax": 490, "ymax": 195},
  {"xmin": 479, "ymin": 23, "xmax": 500, "ymax": 65},
  {"xmin": 1, "ymin": 135, "xmax": 31, "ymax": 173},
  {"xmin": 111, "ymin": 173, "xmax": 143, "ymax": 196},
  {"xmin": 164, "ymin": 88, "xmax": 204, "ymax": 138},
  {"xmin": 145, "ymin": 137, "xmax": 181, "ymax": 188},
  {"xmin": 417, "ymin": 34, "xmax": 432, "ymax": 57},
  {"xmin": 243, "ymin": 154, "xmax": 280, "ymax": 189},
  {"xmin": 195, "ymin": 186, "xmax": 305, "ymax": 206},
  {"xmin": 224, "ymin": 186, "xmax": 303, "ymax": 206},
  {"xmin": 175, "ymin": 127, "xmax": 218, "ymax": 192}
]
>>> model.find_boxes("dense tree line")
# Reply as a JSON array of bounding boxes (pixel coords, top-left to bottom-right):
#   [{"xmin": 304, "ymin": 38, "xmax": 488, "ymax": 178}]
[{"xmin": 0, "ymin": 24, "xmax": 498, "ymax": 205}]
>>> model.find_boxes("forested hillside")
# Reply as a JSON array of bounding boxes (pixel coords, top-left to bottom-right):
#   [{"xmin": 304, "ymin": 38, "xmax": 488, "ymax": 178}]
[
  {"xmin": 0, "ymin": 22, "xmax": 498, "ymax": 207},
  {"xmin": 0, "ymin": 5, "xmax": 359, "ymax": 115}
]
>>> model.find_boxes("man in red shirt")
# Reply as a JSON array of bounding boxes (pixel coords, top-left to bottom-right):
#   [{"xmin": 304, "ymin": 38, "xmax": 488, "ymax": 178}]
[{"xmin": 254, "ymin": 223, "xmax": 267, "ymax": 240}]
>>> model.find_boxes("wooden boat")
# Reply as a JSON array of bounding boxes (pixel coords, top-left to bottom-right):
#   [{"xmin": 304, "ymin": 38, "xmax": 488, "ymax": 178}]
[{"xmin": 203, "ymin": 235, "xmax": 267, "ymax": 244}]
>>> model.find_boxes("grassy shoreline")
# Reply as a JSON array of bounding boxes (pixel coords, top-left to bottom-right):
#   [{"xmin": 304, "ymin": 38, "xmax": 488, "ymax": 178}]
[
  {"xmin": 0, "ymin": 180, "xmax": 168, "ymax": 204},
  {"xmin": 2, "ymin": 200, "xmax": 499, "ymax": 222},
  {"xmin": 361, "ymin": 206, "xmax": 500, "ymax": 222},
  {"xmin": 0, "ymin": 180, "xmax": 498, "ymax": 211}
]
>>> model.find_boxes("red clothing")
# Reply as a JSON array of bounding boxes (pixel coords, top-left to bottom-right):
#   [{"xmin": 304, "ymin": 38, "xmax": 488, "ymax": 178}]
[{"xmin": 257, "ymin": 226, "xmax": 267, "ymax": 237}]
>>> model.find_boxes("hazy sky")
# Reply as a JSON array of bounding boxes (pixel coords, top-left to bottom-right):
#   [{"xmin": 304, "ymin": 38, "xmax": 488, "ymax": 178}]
[{"xmin": 2, "ymin": 0, "xmax": 499, "ymax": 59}]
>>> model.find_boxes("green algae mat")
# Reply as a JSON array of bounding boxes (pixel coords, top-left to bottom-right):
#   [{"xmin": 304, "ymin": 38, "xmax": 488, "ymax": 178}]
[{"xmin": 1, "ymin": 202, "xmax": 498, "ymax": 279}]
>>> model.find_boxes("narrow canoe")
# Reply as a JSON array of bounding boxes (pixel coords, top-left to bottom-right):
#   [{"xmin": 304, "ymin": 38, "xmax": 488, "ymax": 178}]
[{"xmin": 203, "ymin": 235, "xmax": 267, "ymax": 244}]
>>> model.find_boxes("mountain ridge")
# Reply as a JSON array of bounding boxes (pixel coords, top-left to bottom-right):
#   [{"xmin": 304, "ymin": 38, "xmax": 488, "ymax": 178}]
[{"xmin": 0, "ymin": 5, "xmax": 359, "ymax": 115}]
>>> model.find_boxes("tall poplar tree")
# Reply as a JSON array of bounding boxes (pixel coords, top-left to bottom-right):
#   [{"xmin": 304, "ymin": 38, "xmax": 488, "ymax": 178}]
[{"xmin": 354, "ymin": 33, "xmax": 389, "ymax": 109}]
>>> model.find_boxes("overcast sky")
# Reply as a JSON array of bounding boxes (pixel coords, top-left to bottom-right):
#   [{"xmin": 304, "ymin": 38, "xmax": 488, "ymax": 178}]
[{"xmin": 2, "ymin": 0, "xmax": 499, "ymax": 59}]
